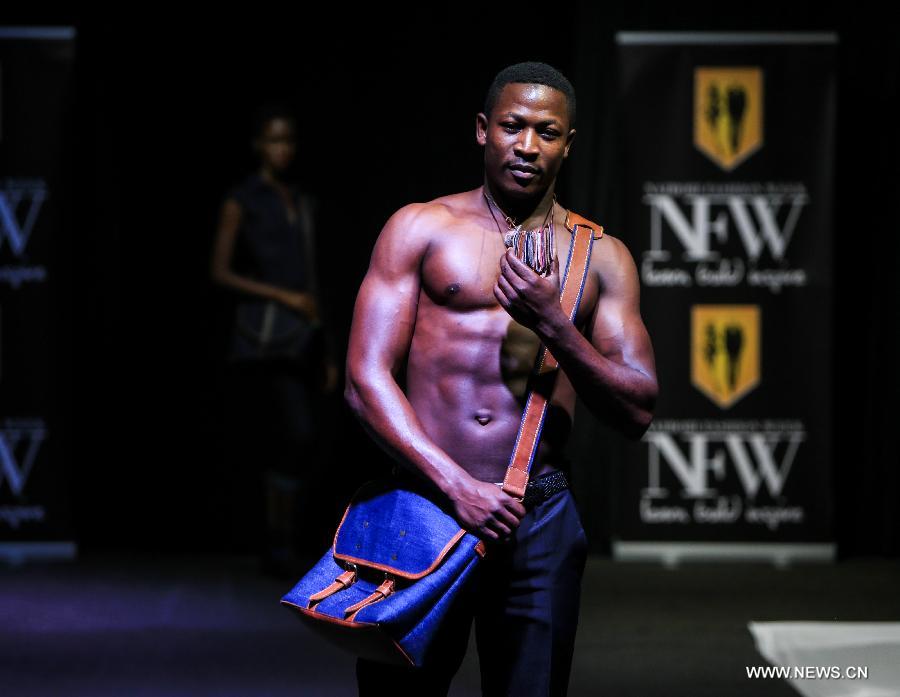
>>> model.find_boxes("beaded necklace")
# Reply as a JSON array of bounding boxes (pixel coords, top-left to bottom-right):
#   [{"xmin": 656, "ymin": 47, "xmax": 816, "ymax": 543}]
[{"xmin": 482, "ymin": 187, "xmax": 556, "ymax": 277}]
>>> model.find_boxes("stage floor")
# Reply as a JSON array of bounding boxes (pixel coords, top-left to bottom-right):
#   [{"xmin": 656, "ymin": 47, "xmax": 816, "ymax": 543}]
[{"xmin": 2, "ymin": 553, "xmax": 898, "ymax": 696}]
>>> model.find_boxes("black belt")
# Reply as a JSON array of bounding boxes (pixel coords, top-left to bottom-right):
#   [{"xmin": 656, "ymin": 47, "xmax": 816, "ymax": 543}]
[
  {"xmin": 495, "ymin": 469, "xmax": 569, "ymax": 508},
  {"xmin": 391, "ymin": 466, "xmax": 570, "ymax": 509}
]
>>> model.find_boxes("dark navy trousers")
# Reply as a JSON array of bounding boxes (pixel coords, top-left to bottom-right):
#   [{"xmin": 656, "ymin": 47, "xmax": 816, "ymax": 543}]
[{"xmin": 356, "ymin": 484, "xmax": 589, "ymax": 696}]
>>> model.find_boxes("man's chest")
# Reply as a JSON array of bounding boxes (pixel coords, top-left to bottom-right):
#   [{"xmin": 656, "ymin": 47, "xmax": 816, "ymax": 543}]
[{"xmin": 419, "ymin": 227, "xmax": 601, "ymax": 328}]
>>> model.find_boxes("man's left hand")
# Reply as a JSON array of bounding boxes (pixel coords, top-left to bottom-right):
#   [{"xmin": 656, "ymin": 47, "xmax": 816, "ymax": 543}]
[{"xmin": 494, "ymin": 248, "xmax": 565, "ymax": 332}]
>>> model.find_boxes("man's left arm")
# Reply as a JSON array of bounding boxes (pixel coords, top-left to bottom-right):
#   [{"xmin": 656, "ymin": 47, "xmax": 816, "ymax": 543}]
[{"xmin": 494, "ymin": 236, "xmax": 658, "ymax": 439}]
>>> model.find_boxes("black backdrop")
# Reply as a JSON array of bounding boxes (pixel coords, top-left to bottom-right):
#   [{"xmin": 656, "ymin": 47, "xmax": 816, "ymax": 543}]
[{"xmin": 2, "ymin": 3, "xmax": 896, "ymax": 557}]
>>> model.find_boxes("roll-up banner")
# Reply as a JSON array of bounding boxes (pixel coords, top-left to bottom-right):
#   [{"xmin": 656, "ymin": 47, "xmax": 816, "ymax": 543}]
[
  {"xmin": 0, "ymin": 27, "xmax": 77, "ymax": 562},
  {"xmin": 613, "ymin": 33, "xmax": 837, "ymax": 563}
]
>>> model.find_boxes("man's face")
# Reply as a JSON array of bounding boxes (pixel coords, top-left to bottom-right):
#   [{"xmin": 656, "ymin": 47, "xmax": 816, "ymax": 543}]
[{"xmin": 476, "ymin": 82, "xmax": 575, "ymax": 201}]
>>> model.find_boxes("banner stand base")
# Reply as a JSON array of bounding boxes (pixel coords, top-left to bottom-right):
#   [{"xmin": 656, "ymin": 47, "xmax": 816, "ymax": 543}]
[
  {"xmin": 613, "ymin": 541, "xmax": 835, "ymax": 567},
  {"xmin": 0, "ymin": 542, "xmax": 77, "ymax": 565}
]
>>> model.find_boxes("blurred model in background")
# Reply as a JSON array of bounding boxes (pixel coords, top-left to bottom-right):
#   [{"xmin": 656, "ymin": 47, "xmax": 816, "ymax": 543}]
[{"xmin": 210, "ymin": 102, "xmax": 338, "ymax": 575}]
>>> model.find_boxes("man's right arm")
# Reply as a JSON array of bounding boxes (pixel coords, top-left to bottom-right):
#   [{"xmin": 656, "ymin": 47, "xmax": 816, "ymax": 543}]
[{"xmin": 344, "ymin": 204, "xmax": 526, "ymax": 541}]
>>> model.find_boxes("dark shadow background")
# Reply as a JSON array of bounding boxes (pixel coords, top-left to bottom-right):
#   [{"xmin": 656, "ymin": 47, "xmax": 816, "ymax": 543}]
[{"xmin": 3, "ymin": 3, "xmax": 896, "ymax": 558}]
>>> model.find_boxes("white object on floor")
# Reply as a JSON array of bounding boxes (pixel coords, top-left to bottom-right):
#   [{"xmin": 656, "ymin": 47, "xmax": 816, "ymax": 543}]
[{"xmin": 748, "ymin": 622, "xmax": 900, "ymax": 697}]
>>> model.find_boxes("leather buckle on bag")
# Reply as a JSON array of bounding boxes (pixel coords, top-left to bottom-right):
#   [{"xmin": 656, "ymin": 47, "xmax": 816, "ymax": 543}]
[
  {"xmin": 307, "ymin": 564, "xmax": 359, "ymax": 611},
  {"xmin": 344, "ymin": 574, "xmax": 396, "ymax": 621}
]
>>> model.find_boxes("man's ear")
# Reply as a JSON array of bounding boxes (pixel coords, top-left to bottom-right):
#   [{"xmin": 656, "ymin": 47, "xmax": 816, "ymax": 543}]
[
  {"xmin": 475, "ymin": 112, "xmax": 488, "ymax": 146},
  {"xmin": 563, "ymin": 128, "xmax": 576, "ymax": 159}
]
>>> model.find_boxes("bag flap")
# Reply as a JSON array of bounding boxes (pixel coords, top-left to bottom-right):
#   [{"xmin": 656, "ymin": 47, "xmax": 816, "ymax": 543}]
[{"xmin": 333, "ymin": 478, "xmax": 467, "ymax": 580}]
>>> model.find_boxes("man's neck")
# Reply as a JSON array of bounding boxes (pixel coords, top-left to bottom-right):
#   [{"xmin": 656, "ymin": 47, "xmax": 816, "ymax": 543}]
[{"xmin": 482, "ymin": 176, "xmax": 556, "ymax": 231}]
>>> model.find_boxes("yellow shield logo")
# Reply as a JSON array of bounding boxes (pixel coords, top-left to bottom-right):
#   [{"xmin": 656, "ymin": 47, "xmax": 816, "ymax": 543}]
[
  {"xmin": 691, "ymin": 305, "xmax": 760, "ymax": 408},
  {"xmin": 694, "ymin": 67, "xmax": 763, "ymax": 171}
]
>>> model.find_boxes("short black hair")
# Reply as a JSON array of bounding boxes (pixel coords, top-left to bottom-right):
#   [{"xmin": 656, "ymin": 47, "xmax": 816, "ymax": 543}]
[
  {"xmin": 250, "ymin": 101, "xmax": 297, "ymax": 140},
  {"xmin": 484, "ymin": 61, "xmax": 576, "ymax": 127}
]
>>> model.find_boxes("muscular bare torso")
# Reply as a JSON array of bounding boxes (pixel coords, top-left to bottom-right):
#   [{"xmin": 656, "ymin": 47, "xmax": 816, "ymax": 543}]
[{"xmin": 405, "ymin": 187, "xmax": 601, "ymax": 483}]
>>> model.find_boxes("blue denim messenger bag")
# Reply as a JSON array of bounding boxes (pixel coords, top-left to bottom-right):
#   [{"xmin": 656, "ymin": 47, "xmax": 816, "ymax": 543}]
[
  {"xmin": 280, "ymin": 214, "xmax": 599, "ymax": 667},
  {"xmin": 280, "ymin": 476, "xmax": 487, "ymax": 666}
]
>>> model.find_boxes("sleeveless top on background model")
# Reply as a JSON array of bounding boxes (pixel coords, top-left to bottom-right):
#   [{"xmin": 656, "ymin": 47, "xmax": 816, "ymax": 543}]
[{"xmin": 225, "ymin": 172, "xmax": 321, "ymax": 365}]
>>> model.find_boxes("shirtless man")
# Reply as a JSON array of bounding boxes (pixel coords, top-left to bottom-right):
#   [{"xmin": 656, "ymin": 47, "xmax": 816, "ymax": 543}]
[{"xmin": 345, "ymin": 62, "xmax": 657, "ymax": 696}]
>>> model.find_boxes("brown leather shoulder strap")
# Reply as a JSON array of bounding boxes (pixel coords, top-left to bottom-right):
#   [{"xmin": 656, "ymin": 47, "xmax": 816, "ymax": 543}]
[
  {"xmin": 501, "ymin": 222, "xmax": 596, "ymax": 499},
  {"xmin": 564, "ymin": 209, "xmax": 605, "ymax": 239}
]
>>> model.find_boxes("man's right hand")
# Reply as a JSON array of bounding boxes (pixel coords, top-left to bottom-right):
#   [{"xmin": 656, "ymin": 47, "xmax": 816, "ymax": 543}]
[{"xmin": 449, "ymin": 477, "xmax": 527, "ymax": 543}]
